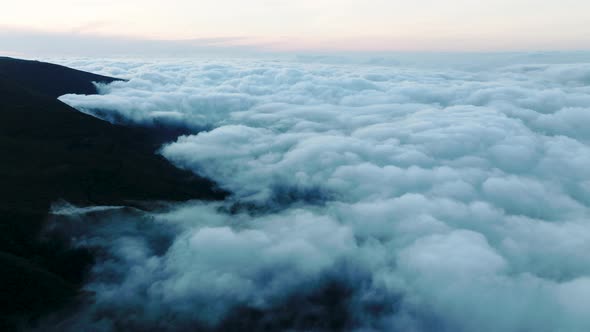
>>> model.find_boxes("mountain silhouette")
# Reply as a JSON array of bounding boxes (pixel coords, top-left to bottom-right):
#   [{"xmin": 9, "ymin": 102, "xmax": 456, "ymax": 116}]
[{"xmin": 0, "ymin": 57, "xmax": 226, "ymax": 330}]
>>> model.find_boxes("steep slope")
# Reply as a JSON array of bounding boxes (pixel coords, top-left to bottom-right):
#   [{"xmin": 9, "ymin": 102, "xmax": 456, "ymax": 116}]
[{"xmin": 0, "ymin": 57, "xmax": 226, "ymax": 329}]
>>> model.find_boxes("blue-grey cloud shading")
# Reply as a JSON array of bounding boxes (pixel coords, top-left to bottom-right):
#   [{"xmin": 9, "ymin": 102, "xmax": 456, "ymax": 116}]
[{"xmin": 48, "ymin": 56, "xmax": 590, "ymax": 332}]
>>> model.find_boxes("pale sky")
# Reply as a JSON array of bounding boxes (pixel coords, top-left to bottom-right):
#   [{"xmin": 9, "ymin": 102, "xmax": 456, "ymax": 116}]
[{"xmin": 1, "ymin": 0, "xmax": 590, "ymax": 54}]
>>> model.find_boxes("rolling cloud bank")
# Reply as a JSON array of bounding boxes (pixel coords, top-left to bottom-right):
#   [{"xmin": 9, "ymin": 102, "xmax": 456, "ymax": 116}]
[{"xmin": 45, "ymin": 57, "xmax": 590, "ymax": 331}]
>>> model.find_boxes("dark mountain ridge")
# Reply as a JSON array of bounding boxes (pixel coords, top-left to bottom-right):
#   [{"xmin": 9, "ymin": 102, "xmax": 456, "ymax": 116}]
[
  {"xmin": 0, "ymin": 56, "xmax": 121, "ymax": 97},
  {"xmin": 0, "ymin": 57, "xmax": 226, "ymax": 330}
]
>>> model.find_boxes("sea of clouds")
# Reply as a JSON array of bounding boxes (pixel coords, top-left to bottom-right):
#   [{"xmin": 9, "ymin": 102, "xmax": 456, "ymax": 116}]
[{"xmin": 45, "ymin": 55, "xmax": 590, "ymax": 331}]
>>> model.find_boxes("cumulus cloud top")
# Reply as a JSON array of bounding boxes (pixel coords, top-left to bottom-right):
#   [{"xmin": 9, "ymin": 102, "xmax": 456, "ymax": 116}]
[{"xmin": 52, "ymin": 57, "xmax": 590, "ymax": 331}]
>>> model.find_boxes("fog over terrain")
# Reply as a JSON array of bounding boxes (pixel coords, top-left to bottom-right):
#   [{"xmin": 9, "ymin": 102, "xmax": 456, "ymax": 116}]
[{"xmin": 47, "ymin": 56, "xmax": 590, "ymax": 331}]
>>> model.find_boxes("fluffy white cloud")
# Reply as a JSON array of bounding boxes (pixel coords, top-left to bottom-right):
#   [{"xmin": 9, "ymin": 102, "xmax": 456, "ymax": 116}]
[{"xmin": 50, "ymin": 57, "xmax": 590, "ymax": 331}]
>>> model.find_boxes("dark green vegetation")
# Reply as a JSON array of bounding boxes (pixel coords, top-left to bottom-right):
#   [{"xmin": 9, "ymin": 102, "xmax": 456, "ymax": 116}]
[{"xmin": 0, "ymin": 57, "xmax": 226, "ymax": 330}]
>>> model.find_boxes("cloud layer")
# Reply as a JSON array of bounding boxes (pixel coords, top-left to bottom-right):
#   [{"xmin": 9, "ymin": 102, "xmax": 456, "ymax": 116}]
[{"xmin": 51, "ymin": 57, "xmax": 590, "ymax": 331}]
